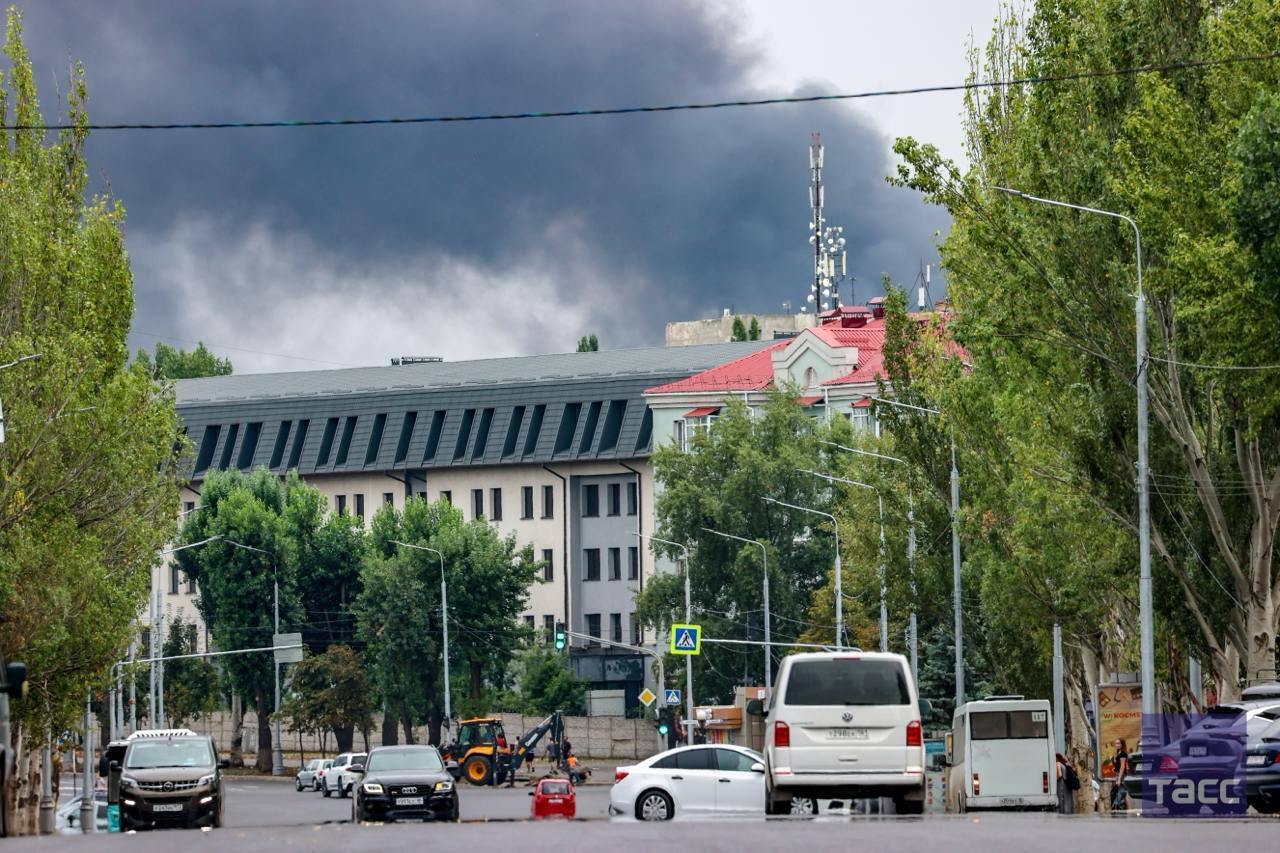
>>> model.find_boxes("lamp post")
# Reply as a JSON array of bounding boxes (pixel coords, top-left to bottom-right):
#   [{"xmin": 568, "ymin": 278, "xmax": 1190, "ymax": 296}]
[
  {"xmin": 220, "ymin": 538, "xmax": 284, "ymax": 775},
  {"xmin": 635, "ymin": 533, "xmax": 693, "ymax": 735},
  {"xmin": 700, "ymin": 529, "xmax": 772, "ymax": 688},
  {"xmin": 802, "ymin": 471, "xmax": 888, "ymax": 653},
  {"xmin": 994, "ymin": 186, "xmax": 1153, "ymax": 725},
  {"xmin": 856, "ymin": 394, "xmax": 964, "ymax": 706},
  {"xmin": 391, "ymin": 541, "xmax": 451, "ymax": 737},
  {"xmin": 820, "ymin": 441, "xmax": 918, "ymax": 680},
  {"xmin": 762, "ymin": 497, "xmax": 843, "ymax": 649}
]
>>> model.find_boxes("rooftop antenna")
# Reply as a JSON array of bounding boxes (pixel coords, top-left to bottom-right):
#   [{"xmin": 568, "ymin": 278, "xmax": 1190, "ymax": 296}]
[{"xmin": 808, "ymin": 134, "xmax": 847, "ymax": 314}]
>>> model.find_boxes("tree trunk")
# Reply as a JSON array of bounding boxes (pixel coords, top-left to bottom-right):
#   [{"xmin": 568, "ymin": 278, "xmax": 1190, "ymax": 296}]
[
  {"xmin": 361, "ymin": 727, "xmax": 369, "ymax": 753},
  {"xmin": 228, "ymin": 693, "xmax": 245, "ymax": 766},
  {"xmin": 253, "ymin": 688, "xmax": 272, "ymax": 773},
  {"xmin": 1217, "ymin": 645, "xmax": 1243, "ymax": 702},
  {"xmin": 427, "ymin": 709, "xmax": 442, "ymax": 746},
  {"xmin": 469, "ymin": 660, "xmax": 482, "ymax": 700},
  {"xmin": 380, "ymin": 707, "xmax": 398, "ymax": 746},
  {"xmin": 401, "ymin": 703, "xmax": 415, "ymax": 744},
  {"xmin": 331, "ymin": 724, "xmax": 353, "ymax": 753}
]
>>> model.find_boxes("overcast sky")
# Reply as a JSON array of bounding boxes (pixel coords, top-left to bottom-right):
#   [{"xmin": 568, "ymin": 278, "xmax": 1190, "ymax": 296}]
[{"xmin": 19, "ymin": 0, "xmax": 1000, "ymax": 373}]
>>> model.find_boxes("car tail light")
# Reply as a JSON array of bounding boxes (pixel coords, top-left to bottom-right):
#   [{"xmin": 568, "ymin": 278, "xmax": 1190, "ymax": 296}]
[
  {"xmin": 972, "ymin": 773, "xmax": 980, "ymax": 796},
  {"xmin": 614, "ymin": 769, "xmax": 629, "ymax": 784},
  {"xmin": 906, "ymin": 720, "xmax": 922, "ymax": 747},
  {"xmin": 1043, "ymin": 771, "xmax": 1050, "ymax": 793},
  {"xmin": 1158, "ymin": 755, "xmax": 1179, "ymax": 773},
  {"xmin": 774, "ymin": 720, "xmax": 791, "ymax": 748}
]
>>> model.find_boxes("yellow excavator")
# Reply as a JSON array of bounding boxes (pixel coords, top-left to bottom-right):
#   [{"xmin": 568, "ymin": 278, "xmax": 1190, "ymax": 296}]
[{"xmin": 440, "ymin": 712, "xmax": 580, "ymax": 786}]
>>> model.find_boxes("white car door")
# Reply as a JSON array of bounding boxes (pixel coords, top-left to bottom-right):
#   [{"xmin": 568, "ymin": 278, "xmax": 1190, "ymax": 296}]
[
  {"xmin": 653, "ymin": 748, "xmax": 720, "ymax": 814},
  {"xmin": 712, "ymin": 748, "xmax": 765, "ymax": 813}
]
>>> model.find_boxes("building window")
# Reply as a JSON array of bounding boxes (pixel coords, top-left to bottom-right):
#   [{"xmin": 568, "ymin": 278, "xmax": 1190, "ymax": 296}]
[
  {"xmin": 607, "ymin": 483, "xmax": 621, "ymax": 516},
  {"xmin": 184, "ymin": 501, "xmax": 195, "ymax": 515},
  {"xmin": 610, "ymin": 613, "xmax": 622, "ymax": 644},
  {"xmin": 584, "ymin": 549, "xmax": 601, "ymax": 582},
  {"xmin": 542, "ymin": 549, "xmax": 554, "ymax": 582},
  {"xmin": 543, "ymin": 614, "xmax": 555, "ymax": 643},
  {"xmin": 383, "ymin": 492, "xmax": 395, "ymax": 507},
  {"xmin": 335, "ymin": 494, "xmax": 347, "ymax": 515},
  {"xmin": 523, "ymin": 615, "xmax": 535, "ymax": 636},
  {"xmin": 186, "ymin": 573, "xmax": 197, "ymax": 595},
  {"xmin": 169, "ymin": 565, "xmax": 180, "ymax": 595},
  {"xmin": 626, "ymin": 482, "xmax": 637, "ymax": 516},
  {"xmin": 630, "ymin": 612, "xmax": 641, "ymax": 646},
  {"xmin": 472, "ymin": 489, "xmax": 484, "ymax": 520},
  {"xmin": 541, "ymin": 485, "xmax": 555, "ymax": 519},
  {"xmin": 441, "ymin": 490, "xmax": 452, "ymax": 505},
  {"xmin": 582, "ymin": 484, "xmax": 599, "ymax": 517},
  {"xmin": 628, "ymin": 546, "xmax": 639, "ymax": 580},
  {"xmin": 673, "ymin": 419, "xmax": 686, "ymax": 452},
  {"xmin": 490, "ymin": 488, "xmax": 503, "ymax": 521},
  {"xmin": 521, "ymin": 486, "xmax": 534, "ymax": 519},
  {"xmin": 608, "ymin": 547, "xmax": 621, "ymax": 581},
  {"xmin": 585, "ymin": 613, "xmax": 601, "ymax": 642},
  {"xmin": 354, "ymin": 493, "xmax": 365, "ymax": 520}
]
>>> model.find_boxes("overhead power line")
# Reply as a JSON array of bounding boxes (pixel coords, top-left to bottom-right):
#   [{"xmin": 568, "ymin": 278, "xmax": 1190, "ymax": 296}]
[
  {"xmin": 1150, "ymin": 355, "xmax": 1280, "ymax": 372},
  {"xmin": 4, "ymin": 52, "xmax": 1277, "ymax": 132}
]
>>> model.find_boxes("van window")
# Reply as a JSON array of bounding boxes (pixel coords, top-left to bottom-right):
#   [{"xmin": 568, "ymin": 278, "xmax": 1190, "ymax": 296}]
[
  {"xmin": 971, "ymin": 710, "xmax": 1049, "ymax": 740},
  {"xmin": 784, "ymin": 659, "xmax": 910, "ymax": 706}
]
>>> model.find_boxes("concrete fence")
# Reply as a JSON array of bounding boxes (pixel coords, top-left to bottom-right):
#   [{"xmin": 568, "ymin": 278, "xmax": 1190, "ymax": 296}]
[{"xmin": 181, "ymin": 711, "xmax": 661, "ymax": 762}]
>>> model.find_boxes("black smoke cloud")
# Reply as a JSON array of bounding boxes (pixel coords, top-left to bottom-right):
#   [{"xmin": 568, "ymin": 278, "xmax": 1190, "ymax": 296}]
[{"xmin": 17, "ymin": 0, "xmax": 948, "ymax": 371}]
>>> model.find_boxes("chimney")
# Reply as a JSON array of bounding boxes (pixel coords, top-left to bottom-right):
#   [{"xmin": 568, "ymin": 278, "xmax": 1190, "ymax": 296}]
[{"xmin": 869, "ymin": 296, "xmax": 886, "ymax": 320}]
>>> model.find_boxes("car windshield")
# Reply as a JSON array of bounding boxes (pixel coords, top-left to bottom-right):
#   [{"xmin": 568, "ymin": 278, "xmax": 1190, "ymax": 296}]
[
  {"xmin": 784, "ymin": 658, "xmax": 910, "ymax": 706},
  {"xmin": 366, "ymin": 749, "xmax": 444, "ymax": 773},
  {"xmin": 540, "ymin": 780, "xmax": 571, "ymax": 795},
  {"xmin": 126, "ymin": 740, "xmax": 214, "ymax": 769}
]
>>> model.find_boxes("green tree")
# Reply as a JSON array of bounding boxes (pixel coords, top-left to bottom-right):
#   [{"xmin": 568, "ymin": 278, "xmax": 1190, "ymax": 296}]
[
  {"xmin": 730, "ymin": 316, "xmax": 748, "ymax": 341},
  {"xmin": 890, "ymin": 0, "xmax": 1280, "ymax": 700},
  {"xmin": 576, "ymin": 334, "xmax": 599, "ymax": 352},
  {"xmin": 135, "ymin": 341, "xmax": 232, "ymax": 379},
  {"xmin": 278, "ymin": 645, "xmax": 374, "ymax": 754},
  {"xmin": 0, "ymin": 9, "xmax": 181, "ymax": 823},
  {"xmin": 161, "ymin": 618, "xmax": 220, "ymax": 727},
  {"xmin": 748, "ymin": 317, "xmax": 761, "ymax": 341},
  {"xmin": 510, "ymin": 647, "xmax": 587, "ymax": 716}
]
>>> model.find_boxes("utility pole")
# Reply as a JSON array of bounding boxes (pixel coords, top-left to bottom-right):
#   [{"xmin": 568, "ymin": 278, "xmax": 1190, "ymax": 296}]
[
  {"xmin": 391, "ymin": 542, "xmax": 452, "ymax": 737},
  {"xmin": 80, "ymin": 692, "xmax": 93, "ymax": 834},
  {"xmin": 1052, "ymin": 624, "xmax": 1065, "ymax": 751},
  {"xmin": 951, "ymin": 440, "xmax": 964, "ymax": 707},
  {"xmin": 635, "ymin": 534, "xmax": 693, "ymax": 734},
  {"xmin": 701, "ymin": 529, "xmax": 772, "ymax": 688}
]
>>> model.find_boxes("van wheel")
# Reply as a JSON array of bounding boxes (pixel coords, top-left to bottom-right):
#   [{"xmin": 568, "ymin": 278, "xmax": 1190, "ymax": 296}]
[{"xmin": 789, "ymin": 797, "xmax": 818, "ymax": 816}]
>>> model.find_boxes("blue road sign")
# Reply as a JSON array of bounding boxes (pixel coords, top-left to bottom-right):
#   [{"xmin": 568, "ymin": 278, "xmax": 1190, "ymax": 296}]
[
  {"xmin": 670, "ymin": 623, "xmax": 701, "ymax": 655},
  {"xmin": 665, "ymin": 689, "xmax": 682, "ymax": 706}
]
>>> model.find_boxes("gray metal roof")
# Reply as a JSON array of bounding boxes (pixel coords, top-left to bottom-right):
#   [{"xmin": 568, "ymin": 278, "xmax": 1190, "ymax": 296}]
[
  {"xmin": 173, "ymin": 340, "xmax": 774, "ymax": 479},
  {"xmin": 177, "ymin": 341, "xmax": 774, "ymax": 406}
]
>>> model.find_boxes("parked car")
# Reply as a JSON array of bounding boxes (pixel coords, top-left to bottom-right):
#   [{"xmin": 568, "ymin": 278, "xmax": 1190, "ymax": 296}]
[
  {"xmin": 118, "ymin": 729, "xmax": 228, "ymax": 830},
  {"xmin": 325, "ymin": 752, "xmax": 367, "ymax": 798},
  {"xmin": 530, "ymin": 776, "xmax": 576, "ymax": 819},
  {"xmin": 762, "ymin": 651, "xmax": 928, "ymax": 815},
  {"xmin": 609, "ymin": 744, "xmax": 781, "ymax": 821},
  {"xmin": 296, "ymin": 759, "xmax": 323, "ymax": 792},
  {"xmin": 314, "ymin": 759, "xmax": 334, "ymax": 793},
  {"xmin": 351, "ymin": 745, "xmax": 459, "ymax": 823},
  {"xmin": 1245, "ymin": 715, "xmax": 1280, "ymax": 813},
  {"xmin": 56, "ymin": 792, "xmax": 108, "ymax": 834}
]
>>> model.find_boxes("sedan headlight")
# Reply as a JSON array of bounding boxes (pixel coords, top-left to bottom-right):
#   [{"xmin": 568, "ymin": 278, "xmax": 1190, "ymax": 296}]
[
  {"xmin": 197, "ymin": 774, "xmax": 216, "ymax": 787},
  {"xmin": 434, "ymin": 780, "xmax": 454, "ymax": 792},
  {"xmin": 362, "ymin": 783, "xmax": 384, "ymax": 794}
]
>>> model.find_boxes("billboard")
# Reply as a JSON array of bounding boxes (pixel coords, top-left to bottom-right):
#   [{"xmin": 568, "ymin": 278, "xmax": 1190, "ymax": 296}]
[{"xmin": 1097, "ymin": 682, "xmax": 1143, "ymax": 778}]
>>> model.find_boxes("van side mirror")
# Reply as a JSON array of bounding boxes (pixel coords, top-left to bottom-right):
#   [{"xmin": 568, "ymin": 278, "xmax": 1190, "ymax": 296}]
[
  {"xmin": 746, "ymin": 699, "xmax": 764, "ymax": 717},
  {"xmin": 918, "ymin": 698, "xmax": 933, "ymax": 718}
]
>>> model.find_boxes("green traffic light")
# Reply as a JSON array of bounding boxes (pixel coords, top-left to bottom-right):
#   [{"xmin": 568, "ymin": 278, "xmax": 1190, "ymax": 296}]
[{"xmin": 657, "ymin": 724, "xmax": 669, "ymax": 736}]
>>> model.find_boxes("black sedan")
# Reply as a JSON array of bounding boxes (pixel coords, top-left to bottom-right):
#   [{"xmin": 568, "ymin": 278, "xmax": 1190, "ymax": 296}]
[
  {"xmin": 1245, "ymin": 719, "xmax": 1280, "ymax": 814},
  {"xmin": 351, "ymin": 745, "xmax": 460, "ymax": 823}
]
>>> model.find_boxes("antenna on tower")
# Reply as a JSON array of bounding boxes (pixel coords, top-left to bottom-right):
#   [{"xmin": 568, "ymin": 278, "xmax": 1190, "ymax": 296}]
[{"xmin": 807, "ymin": 133, "xmax": 848, "ymax": 315}]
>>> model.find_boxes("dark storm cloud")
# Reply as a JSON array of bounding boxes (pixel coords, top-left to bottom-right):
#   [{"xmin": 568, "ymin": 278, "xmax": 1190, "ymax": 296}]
[{"xmin": 17, "ymin": 0, "xmax": 948, "ymax": 367}]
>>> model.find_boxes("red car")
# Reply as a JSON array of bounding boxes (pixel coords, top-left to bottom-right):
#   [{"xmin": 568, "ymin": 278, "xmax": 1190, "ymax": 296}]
[{"xmin": 530, "ymin": 777, "xmax": 576, "ymax": 819}]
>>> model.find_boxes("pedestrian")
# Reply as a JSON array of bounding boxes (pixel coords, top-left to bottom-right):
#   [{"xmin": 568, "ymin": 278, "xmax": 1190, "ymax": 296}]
[
  {"xmin": 561, "ymin": 737, "xmax": 573, "ymax": 761},
  {"xmin": 1055, "ymin": 752, "xmax": 1079, "ymax": 814},
  {"xmin": 1109, "ymin": 738, "xmax": 1130, "ymax": 812}
]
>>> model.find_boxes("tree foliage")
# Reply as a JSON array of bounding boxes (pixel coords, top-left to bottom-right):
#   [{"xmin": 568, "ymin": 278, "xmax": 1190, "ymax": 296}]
[
  {"xmin": 576, "ymin": 334, "xmax": 599, "ymax": 352},
  {"xmin": 278, "ymin": 645, "xmax": 373, "ymax": 753},
  {"xmin": 134, "ymin": 341, "xmax": 232, "ymax": 380},
  {"xmin": 160, "ymin": 618, "xmax": 220, "ymax": 727},
  {"xmin": 0, "ymin": 8, "xmax": 181, "ymax": 748},
  {"xmin": 730, "ymin": 316, "xmax": 748, "ymax": 341},
  {"xmin": 748, "ymin": 316, "xmax": 762, "ymax": 341},
  {"xmin": 506, "ymin": 647, "xmax": 587, "ymax": 716}
]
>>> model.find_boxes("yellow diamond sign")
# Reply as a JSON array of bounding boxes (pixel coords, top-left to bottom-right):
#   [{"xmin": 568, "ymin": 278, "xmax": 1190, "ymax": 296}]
[{"xmin": 638, "ymin": 688, "xmax": 657, "ymax": 707}]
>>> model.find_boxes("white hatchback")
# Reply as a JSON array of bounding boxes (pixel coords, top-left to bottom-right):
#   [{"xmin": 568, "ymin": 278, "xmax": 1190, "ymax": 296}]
[
  {"xmin": 610, "ymin": 744, "xmax": 770, "ymax": 820},
  {"xmin": 763, "ymin": 651, "xmax": 927, "ymax": 815}
]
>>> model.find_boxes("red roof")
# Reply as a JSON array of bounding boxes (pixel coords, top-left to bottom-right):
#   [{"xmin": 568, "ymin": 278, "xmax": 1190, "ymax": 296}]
[
  {"xmin": 682, "ymin": 406, "xmax": 721, "ymax": 418},
  {"xmin": 645, "ymin": 341, "xmax": 789, "ymax": 394},
  {"xmin": 795, "ymin": 394, "xmax": 823, "ymax": 405}
]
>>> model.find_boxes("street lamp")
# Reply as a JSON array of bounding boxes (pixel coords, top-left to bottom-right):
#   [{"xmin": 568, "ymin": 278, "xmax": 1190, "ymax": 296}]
[
  {"xmin": 700, "ymin": 529, "xmax": 772, "ymax": 688},
  {"xmin": 762, "ymin": 497, "xmax": 843, "ymax": 649},
  {"xmin": 635, "ymin": 533, "xmax": 693, "ymax": 734},
  {"xmin": 994, "ymin": 185, "xmax": 1153, "ymax": 725},
  {"xmin": 220, "ymin": 538, "xmax": 285, "ymax": 776},
  {"xmin": 820, "ymin": 441, "xmax": 918, "ymax": 680},
  {"xmin": 855, "ymin": 394, "xmax": 965, "ymax": 707},
  {"xmin": 391, "ymin": 541, "xmax": 451, "ymax": 738},
  {"xmin": 802, "ymin": 471, "xmax": 888, "ymax": 653}
]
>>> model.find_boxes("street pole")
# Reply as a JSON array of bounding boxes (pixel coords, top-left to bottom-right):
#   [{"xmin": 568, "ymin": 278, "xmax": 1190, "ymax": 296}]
[
  {"xmin": 273, "ymin": 573, "xmax": 283, "ymax": 776},
  {"xmin": 994, "ymin": 187, "xmax": 1152, "ymax": 727},
  {"xmin": 701, "ymin": 529, "xmax": 771, "ymax": 688},
  {"xmin": 1052, "ymin": 624, "xmax": 1065, "ymax": 752},
  {"xmin": 39, "ymin": 728, "xmax": 53, "ymax": 834},
  {"xmin": 635, "ymin": 533, "xmax": 693, "ymax": 736},
  {"xmin": 762, "ymin": 497, "xmax": 842, "ymax": 649},
  {"xmin": 391, "ymin": 542, "xmax": 451, "ymax": 737},
  {"xmin": 128, "ymin": 640, "xmax": 137, "ymax": 734},
  {"xmin": 80, "ymin": 691, "xmax": 93, "ymax": 834},
  {"xmin": 951, "ymin": 439, "xmax": 964, "ymax": 707}
]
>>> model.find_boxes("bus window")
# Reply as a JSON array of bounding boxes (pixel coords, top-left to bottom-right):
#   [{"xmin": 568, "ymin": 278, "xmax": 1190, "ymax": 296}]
[
  {"xmin": 1008, "ymin": 710, "xmax": 1049, "ymax": 739},
  {"xmin": 970, "ymin": 711, "xmax": 1008, "ymax": 740}
]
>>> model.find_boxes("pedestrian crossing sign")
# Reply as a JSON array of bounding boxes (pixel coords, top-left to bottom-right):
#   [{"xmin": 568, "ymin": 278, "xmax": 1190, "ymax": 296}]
[{"xmin": 669, "ymin": 623, "xmax": 702, "ymax": 655}]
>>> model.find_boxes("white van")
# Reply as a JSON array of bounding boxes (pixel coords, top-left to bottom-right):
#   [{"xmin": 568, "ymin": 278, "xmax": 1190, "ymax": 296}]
[
  {"xmin": 947, "ymin": 696, "xmax": 1056, "ymax": 811},
  {"xmin": 762, "ymin": 651, "xmax": 928, "ymax": 815}
]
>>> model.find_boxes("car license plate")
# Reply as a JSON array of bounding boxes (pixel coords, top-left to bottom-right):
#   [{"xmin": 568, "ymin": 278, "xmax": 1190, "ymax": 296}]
[
  {"xmin": 1137, "ymin": 763, "xmax": 1150, "ymax": 773},
  {"xmin": 1247, "ymin": 755, "xmax": 1268, "ymax": 766},
  {"xmin": 827, "ymin": 728, "xmax": 868, "ymax": 740},
  {"xmin": 548, "ymin": 797, "xmax": 563, "ymax": 803},
  {"xmin": 396, "ymin": 796, "xmax": 424, "ymax": 806},
  {"xmin": 152, "ymin": 803, "xmax": 184, "ymax": 813},
  {"xmin": 1188, "ymin": 746, "xmax": 1207, "ymax": 757}
]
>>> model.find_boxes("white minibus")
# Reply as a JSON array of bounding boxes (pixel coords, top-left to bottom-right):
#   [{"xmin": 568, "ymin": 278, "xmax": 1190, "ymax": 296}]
[{"xmin": 947, "ymin": 696, "xmax": 1056, "ymax": 811}]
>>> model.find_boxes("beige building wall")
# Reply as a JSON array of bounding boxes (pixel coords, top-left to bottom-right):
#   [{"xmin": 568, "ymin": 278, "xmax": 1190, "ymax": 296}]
[{"xmin": 665, "ymin": 311, "xmax": 815, "ymax": 346}]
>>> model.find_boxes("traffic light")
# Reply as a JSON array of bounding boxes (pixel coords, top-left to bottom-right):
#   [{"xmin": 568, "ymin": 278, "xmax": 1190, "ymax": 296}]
[
  {"xmin": 655, "ymin": 707, "xmax": 676, "ymax": 748},
  {"xmin": 0, "ymin": 659, "xmax": 25, "ymax": 700},
  {"xmin": 554, "ymin": 623, "xmax": 567, "ymax": 651}
]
